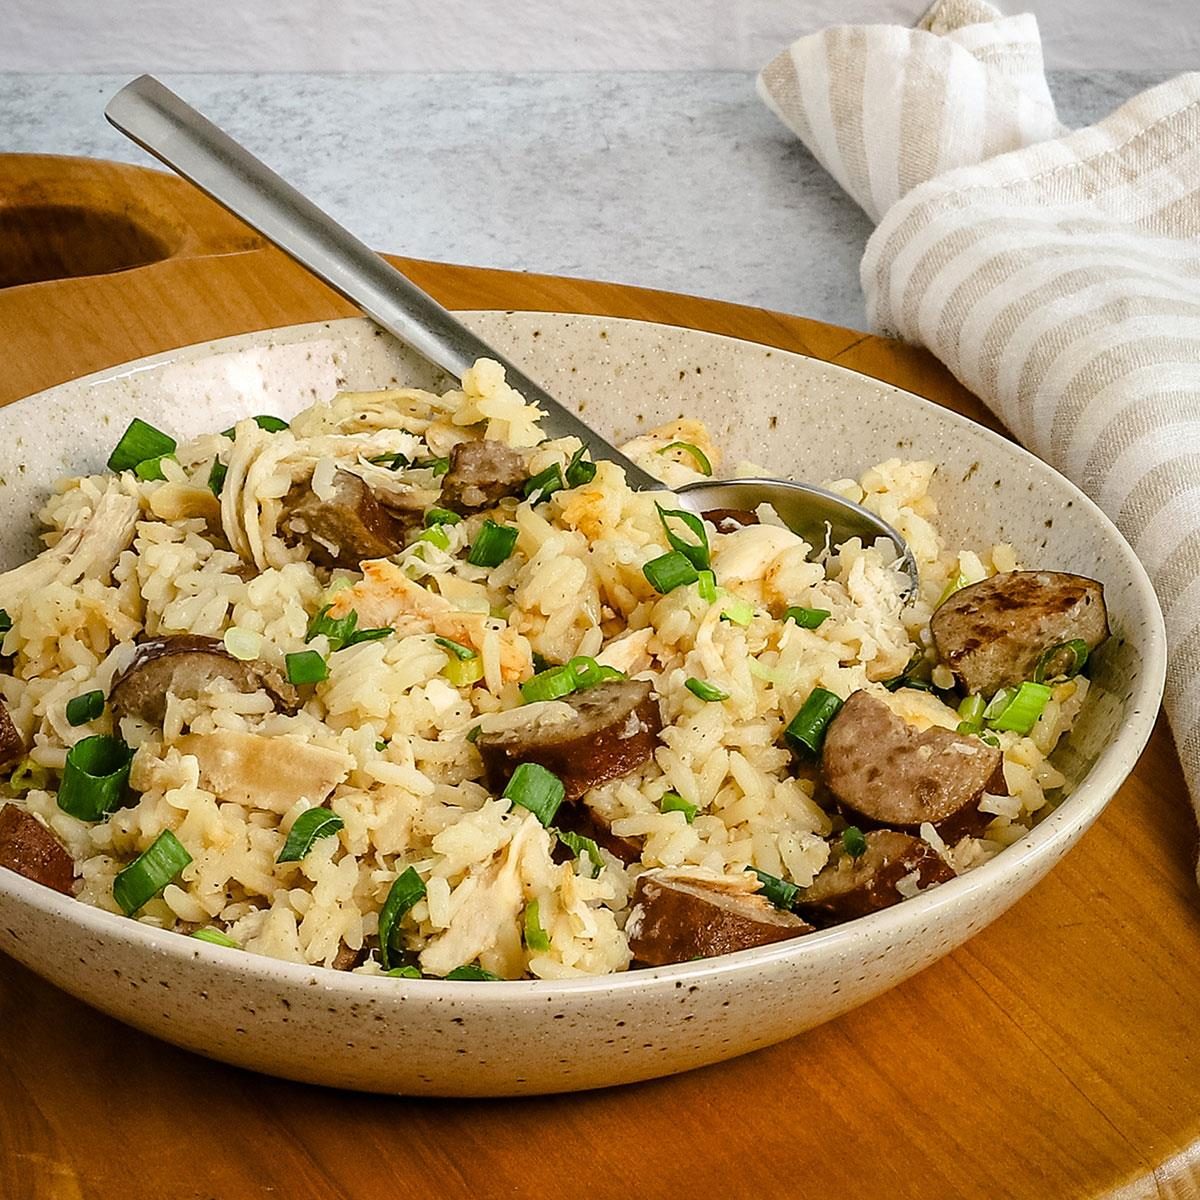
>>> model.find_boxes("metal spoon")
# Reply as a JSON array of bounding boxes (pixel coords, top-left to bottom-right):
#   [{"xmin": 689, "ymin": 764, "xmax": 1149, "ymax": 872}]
[{"xmin": 105, "ymin": 75, "xmax": 918, "ymax": 590}]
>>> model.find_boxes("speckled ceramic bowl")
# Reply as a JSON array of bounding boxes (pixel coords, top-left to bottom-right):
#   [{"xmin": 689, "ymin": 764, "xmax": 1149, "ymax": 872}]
[{"xmin": 0, "ymin": 314, "xmax": 1165, "ymax": 1095}]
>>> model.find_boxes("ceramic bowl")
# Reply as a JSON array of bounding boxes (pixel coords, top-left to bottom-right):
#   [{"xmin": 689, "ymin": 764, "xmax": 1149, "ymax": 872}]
[{"xmin": 0, "ymin": 314, "xmax": 1166, "ymax": 1095}]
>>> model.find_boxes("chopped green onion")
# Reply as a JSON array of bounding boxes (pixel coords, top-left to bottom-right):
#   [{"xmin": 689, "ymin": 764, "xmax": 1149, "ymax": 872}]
[
  {"xmin": 445, "ymin": 964, "xmax": 502, "ymax": 981},
  {"xmin": 444, "ymin": 656, "xmax": 484, "ymax": 687},
  {"xmin": 556, "ymin": 829, "xmax": 604, "ymax": 877},
  {"xmin": 697, "ymin": 570, "xmax": 718, "ymax": 603},
  {"xmin": 1034, "ymin": 638, "xmax": 1090, "ymax": 684},
  {"xmin": 660, "ymin": 792, "xmax": 697, "ymax": 823},
  {"xmin": 655, "ymin": 504, "xmax": 711, "ymax": 571},
  {"xmin": 57, "ymin": 735, "xmax": 132, "ymax": 820},
  {"xmin": 207, "ymin": 458, "xmax": 228, "ymax": 496},
  {"xmin": 435, "ymin": 636, "xmax": 476, "ymax": 661},
  {"xmin": 420, "ymin": 526, "xmax": 451, "ymax": 551},
  {"xmin": 784, "ymin": 687, "xmax": 843, "ymax": 755},
  {"xmin": 378, "ymin": 866, "xmax": 426, "ymax": 970},
  {"xmin": 414, "ymin": 455, "xmax": 450, "ymax": 476},
  {"xmin": 0, "ymin": 610, "xmax": 11, "ymax": 634},
  {"xmin": 685, "ymin": 677, "xmax": 729, "ymax": 703},
  {"xmin": 980, "ymin": 731, "xmax": 1001, "ymax": 748},
  {"xmin": 565, "ymin": 445, "xmax": 596, "ymax": 488},
  {"xmin": 883, "ymin": 654, "xmax": 930, "ymax": 692},
  {"xmin": 107, "ymin": 418, "xmax": 176, "ymax": 473},
  {"xmin": 276, "ymin": 806, "xmax": 343, "ymax": 863},
  {"xmin": 112, "ymin": 830, "xmax": 191, "ymax": 916},
  {"xmin": 520, "ymin": 663, "xmax": 579, "ymax": 703},
  {"xmin": 65, "ymin": 690, "xmax": 104, "ymax": 727},
  {"xmin": 369, "ymin": 451, "xmax": 409, "ymax": 470},
  {"xmin": 784, "ymin": 607, "xmax": 831, "ymax": 629},
  {"xmin": 523, "ymin": 464, "xmax": 564, "ymax": 505},
  {"xmin": 956, "ymin": 694, "xmax": 986, "ymax": 736},
  {"xmin": 305, "ymin": 605, "xmax": 391, "ymax": 652},
  {"xmin": 937, "ymin": 571, "xmax": 969, "ymax": 607},
  {"xmin": 985, "ymin": 680, "xmax": 1052, "ymax": 735},
  {"xmin": 643, "ymin": 550, "xmax": 699, "ymax": 594},
  {"xmin": 386, "ymin": 965, "xmax": 422, "ymax": 979},
  {"xmin": 657, "ymin": 441, "xmax": 713, "ymax": 476},
  {"xmin": 191, "ymin": 927, "xmax": 239, "ymax": 949},
  {"xmin": 9, "ymin": 758, "xmax": 49, "ymax": 794},
  {"xmin": 222, "ymin": 626, "xmax": 261, "ymax": 662},
  {"xmin": 502, "ymin": 762, "xmax": 565, "ymax": 827},
  {"xmin": 842, "ymin": 826, "xmax": 868, "ymax": 859},
  {"xmin": 134, "ymin": 453, "xmax": 174, "ymax": 482},
  {"xmin": 465, "ymin": 725, "xmax": 482, "ymax": 744},
  {"xmin": 567, "ymin": 656, "xmax": 623, "ymax": 691},
  {"xmin": 524, "ymin": 899, "xmax": 551, "ymax": 952},
  {"xmin": 424, "ymin": 507, "xmax": 461, "ymax": 527},
  {"xmin": 221, "ymin": 415, "xmax": 289, "ymax": 437},
  {"xmin": 467, "ymin": 520, "xmax": 519, "ymax": 568},
  {"xmin": 285, "ymin": 650, "xmax": 328, "ymax": 685},
  {"xmin": 748, "ymin": 866, "xmax": 798, "ymax": 910},
  {"xmin": 719, "ymin": 596, "xmax": 755, "ymax": 627},
  {"xmin": 375, "ymin": 739, "xmax": 389, "ymax": 752},
  {"xmin": 982, "ymin": 686, "xmax": 1016, "ymax": 722}
]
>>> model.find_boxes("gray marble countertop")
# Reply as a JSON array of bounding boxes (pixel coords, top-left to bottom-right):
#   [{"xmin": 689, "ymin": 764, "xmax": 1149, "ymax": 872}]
[{"xmin": 0, "ymin": 70, "xmax": 1170, "ymax": 331}]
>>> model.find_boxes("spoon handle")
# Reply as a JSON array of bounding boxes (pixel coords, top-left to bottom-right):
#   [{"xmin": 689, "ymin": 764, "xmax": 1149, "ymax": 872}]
[{"xmin": 105, "ymin": 74, "xmax": 662, "ymax": 491}]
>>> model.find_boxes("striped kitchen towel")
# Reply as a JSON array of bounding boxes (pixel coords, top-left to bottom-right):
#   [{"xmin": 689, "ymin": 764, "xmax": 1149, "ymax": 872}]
[{"xmin": 759, "ymin": 1, "xmax": 1200, "ymax": 860}]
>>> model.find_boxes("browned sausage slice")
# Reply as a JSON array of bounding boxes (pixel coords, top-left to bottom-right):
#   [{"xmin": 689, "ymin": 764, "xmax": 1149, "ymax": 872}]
[
  {"xmin": 0, "ymin": 805, "xmax": 75, "ymax": 895},
  {"xmin": 930, "ymin": 570, "xmax": 1108, "ymax": 697},
  {"xmin": 626, "ymin": 871, "xmax": 813, "ymax": 966},
  {"xmin": 477, "ymin": 679, "xmax": 662, "ymax": 801},
  {"xmin": 798, "ymin": 830, "xmax": 955, "ymax": 923},
  {"xmin": 283, "ymin": 470, "xmax": 413, "ymax": 568},
  {"xmin": 110, "ymin": 634, "xmax": 300, "ymax": 724},
  {"xmin": 821, "ymin": 690, "xmax": 1004, "ymax": 833},
  {"xmin": 440, "ymin": 440, "xmax": 528, "ymax": 513},
  {"xmin": 0, "ymin": 701, "xmax": 25, "ymax": 768}
]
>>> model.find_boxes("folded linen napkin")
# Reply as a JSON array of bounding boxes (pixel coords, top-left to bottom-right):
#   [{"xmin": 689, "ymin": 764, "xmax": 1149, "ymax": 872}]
[{"xmin": 759, "ymin": 1, "xmax": 1200, "ymax": 863}]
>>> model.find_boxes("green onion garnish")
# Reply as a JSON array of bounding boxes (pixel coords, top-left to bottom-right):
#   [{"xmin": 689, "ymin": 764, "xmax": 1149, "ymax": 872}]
[
  {"xmin": 424, "ymin": 507, "xmax": 461, "ymax": 527},
  {"xmin": 444, "ymin": 656, "xmax": 484, "ymax": 687},
  {"xmin": 57, "ymin": 734, "xmax": 133, "ymax": 820},
  {"xmin": 955, "ymin": 693, "xmax": 986, "ymax": 736},
  {"xmin": 643, "ymin": 550, "xmax": 699, "ymax": 594},
  {"xmin": 435, "ymin": 636, "xmax": 476, "ymax": 661},
  {"xmin": 65, "ymin": 690, "xmax": 104, "ymax": 727},
  {"xmin": 9, "ymin": 759, "xmax": 48, "ymax": 794},
  {"xmin": 112, "ymin": 830, "xmax": 191, "ymax": 916},
  {"xmin": 520, "ymin": 663, "xmax": 579, "ymax": 703},
  {"xmin": 276, "ymin": 806, "xmax": 344, "ymax": 863},
  {"xmin": 207, "ymin": 458, "xmax": 228, "ymax": 496},
  {"xmin": 685, "ymin": 677, "xmax": 729, "ymax": 703},
  {"xmin": 719, "ymin": 597, "xmax": 754, "ymax": 627},
  {"xmin": 655, "ymin": 503, "xmax": 711, "ymax": 571},
  {"xmin": 467, "ymin": 520, "xmax": 519, "ymax": 568},
  {"xmin": 524, "ymin": 899, "xmax": 551, "ymax": 952},
  {"xmin": 657, "ymin": 441, "xmax": 713, "ymax": 476},
  {"xmin": 937, "ymin": 571, "xmax": 969, "ymax": 607},
  {"xmin": 982, "ymin": 686, "xmax": 1015, "ymax": 722},
  {"xmin": 502, "ymin": 762, "xmax": 565, "ymax": 827},
  {"xmin": 221, "ymin": 415, "xmax": 289, "ymax": 437},
  {"xmin": 985, "ymin": 680, "xmax": 1052, "ymax": 735},
  {"xmin": 369, "ymin": 451, "xmax": 410, "ymax": 470},
  {"xmin": 107, "ymin": 418, "xmax": 176, "ymax": 473},
  {"xmin": 697, "ymin": 570, "xmax": 717, "ymax": 603},
  {"xmin": 134, "ymin": 454, "xmax": 174, "ymax": 482},
  {"xmin": 375, "ymin": 739, "xmax": 389, "ymax": 751},
  {"xmin": 748, "ymin": 866, "xmax": 798, "ymax": 910},
  {"xmin": 556, "ymin": 829, "xmax": 604, "ymax": 877},
  {"xmin": 421, "ymin": 526, "xmax": 451, "ymax": 551},
  {"xmin": 191, "ymin": 927, "xmax": 239, "ymax": 948},
  {"xmin": 660, "ymin": 792, "xmax": 697, "ymax": 823},
  {"xmin": 784, "ymin": 687, "xmax": 843, "ymax": 755},
  {"xmin": 784, "ymin": 607, "xmax": 831, "ymax": 629},
  {"xmin": 0, "ymin": 609, "xmax": 11, "ymax": 634},
  {"xmin": 445, "ymin": 964, "xmax": 502, "ymax": 981},
  {"xmin": 523, "ymin": 464, "xmax": 564, "ymax": 505},
  {"xmin": 378, "ymin": 866, "xmax": 426, "ymax": 970},
  {"xmin": 565, "ymin": 445, "xmax": 597, "ymax": 488},
  {"xmin": 305, "ymin": 605, "xmax": 391, "ymax": 652},
  {"xmin": 386, "ymin": 965, "xmax": 422, "ymax": 979},
  {"xmin": 285, "ymin": 649, "xmax": 328, "ymax": 685},
  {"xmin": 980, "ymin": 731, "xmax": 1001, "ymax": 747},
  {"xmin": 842, "ymin": 826, "xmax": 868, "ymax": 859},
  {"xmin": 1034, "ymin": 638, "xmax": 1090, "ymax": 684},
  {"xmin": 465, "ymin": 725, "xmax": 482, "ymax": 744}
]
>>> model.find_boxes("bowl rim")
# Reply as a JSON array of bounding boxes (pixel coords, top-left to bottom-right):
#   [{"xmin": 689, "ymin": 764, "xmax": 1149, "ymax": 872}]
[{"xmin": 0, "ymin": 312, "xmax": 1168, "ymax": 1002}]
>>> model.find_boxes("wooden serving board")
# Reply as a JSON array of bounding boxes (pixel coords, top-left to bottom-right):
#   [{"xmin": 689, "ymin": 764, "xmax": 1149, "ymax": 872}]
[{"xmin": 1, "ymin": 155, "xmax": 1197, "ymax": 1200}]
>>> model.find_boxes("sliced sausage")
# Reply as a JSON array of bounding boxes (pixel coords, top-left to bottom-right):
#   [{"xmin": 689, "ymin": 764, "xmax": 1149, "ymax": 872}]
[
  {"xmin": 0, "ymin": 700, "xmax": 25, "ymax": 768},
  {"xmin": 554, "ymin": 801, "xmax": 642, "ymax": 865},
  {"xmin": 930, "ymin": 570, "xmax": 1108, "ymax": 697},
  {"xmin": 702, "ymin": 508, "xmax": 760, "ymax": 534},
  {"xmin": 331, "ymin": 941, "xmax": 368, "ymax": 971},
  {"xmin": 0, "ymin": 805, "xmax": 74, "ymax": 895},
  {"xmin": 440, "ymin": 440, "xmax": 528, "ymax": 513},
  {"xmin": 626, "ymin": 871, "xmax": 813, "ymax": 966},
  {"xmin": 821, "ymin": 690, "xmax": 1004, "ymax": 834},
  {"xmin": 798, "ymin": 830, "xmax": 955, "ymax": 924},
  {"xmin": 110, "ymin": 634, "xmax": 300, "ymax": 724},
  {"xmin": 283, "ymin": 469, "xmax": 413, "ymax": 568},
  {"xmin": 477, "ymin": 679, "xmax": 662, "ymax": 801}
]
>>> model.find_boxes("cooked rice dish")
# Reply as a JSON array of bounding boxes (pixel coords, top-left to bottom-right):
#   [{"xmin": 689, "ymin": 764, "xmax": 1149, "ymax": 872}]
[{"xmin": 0, "ymin": 359, "xmax": 1108, "ymax": 979}]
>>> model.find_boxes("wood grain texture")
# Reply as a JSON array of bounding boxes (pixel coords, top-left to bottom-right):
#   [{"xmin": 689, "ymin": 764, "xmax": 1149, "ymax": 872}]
[{"xmin": 0, "ymin": 156, "xmax": 1197, "ymax": 1200}]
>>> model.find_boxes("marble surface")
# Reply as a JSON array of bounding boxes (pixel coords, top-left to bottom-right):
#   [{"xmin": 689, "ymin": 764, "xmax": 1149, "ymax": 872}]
[{"xmin": 0, "ymin": 70, "xmax": 1171, "ymax": 331}]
